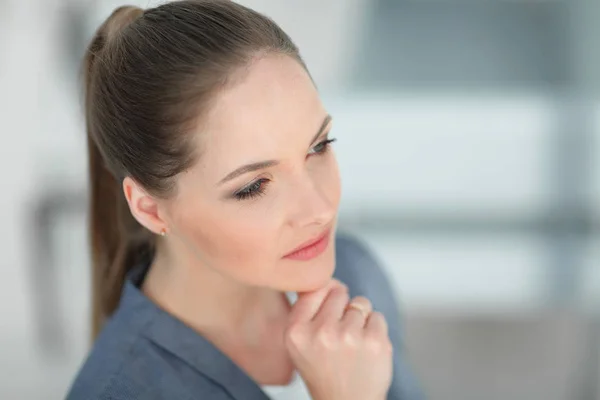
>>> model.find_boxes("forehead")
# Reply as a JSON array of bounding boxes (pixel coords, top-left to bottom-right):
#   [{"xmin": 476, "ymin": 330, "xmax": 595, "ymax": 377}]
[{"xmin": 198, "ymin": 54, "xmax": 326, "ymax": 171}]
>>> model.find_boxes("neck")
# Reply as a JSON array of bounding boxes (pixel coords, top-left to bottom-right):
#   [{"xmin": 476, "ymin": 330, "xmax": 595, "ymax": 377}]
[{"xmin": 142, "ymin": 241, "xmax": 290, "ymax": 345}]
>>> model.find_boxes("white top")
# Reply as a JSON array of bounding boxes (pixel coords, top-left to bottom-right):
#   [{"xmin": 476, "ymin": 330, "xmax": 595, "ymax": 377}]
[
  {"xmin": 261, "ymin": 372, "xmax": 311, "ymax": 400},
  {"xmin": 261, "ymin": 292, "xmax": 311, "ymax": 399}
]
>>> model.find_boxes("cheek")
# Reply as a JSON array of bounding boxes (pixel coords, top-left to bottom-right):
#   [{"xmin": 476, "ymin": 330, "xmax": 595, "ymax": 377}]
[
  {"xmin": 172, "ymin": 198, "xmax": 280, "ymax": 283},
  {"xmin": 318, "ymin": 152, "xmax": 342, "ymax": 208}
]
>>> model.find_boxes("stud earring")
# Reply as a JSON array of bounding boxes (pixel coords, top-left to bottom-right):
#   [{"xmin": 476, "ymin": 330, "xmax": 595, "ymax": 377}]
[{"xmin": 159, "ymin": 228, "xmax": 167, "ymax": 237}]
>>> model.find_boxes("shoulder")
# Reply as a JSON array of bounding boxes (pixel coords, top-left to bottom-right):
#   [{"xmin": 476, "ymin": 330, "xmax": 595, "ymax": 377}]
[
  {"xmin": 334, "ymin": 232, "xmax": 396, "ymax": 301},
  {"xmin": 66, "ymin": 318, "xmax": 222, "ymax": 400},
  {"xmin": 334, "ymin": 231, "xmax": 376, "ymax": 263}
]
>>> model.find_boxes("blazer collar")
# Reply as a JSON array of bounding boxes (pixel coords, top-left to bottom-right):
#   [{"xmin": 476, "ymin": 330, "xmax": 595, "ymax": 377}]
[{"xmin": 121, "ymin": 264, "xmax": 270, "ymax": 400}]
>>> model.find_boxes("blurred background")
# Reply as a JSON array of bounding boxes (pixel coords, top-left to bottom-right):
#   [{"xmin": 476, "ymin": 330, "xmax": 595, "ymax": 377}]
[{"xmin": 1, "ymin": 0, "xmax": 600, "ymax": 399}]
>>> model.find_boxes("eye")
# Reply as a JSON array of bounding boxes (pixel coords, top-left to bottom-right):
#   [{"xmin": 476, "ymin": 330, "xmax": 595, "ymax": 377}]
[
  {"xmin": 234, "ymin": 178, "xmax": 269, "ymax": 201},
  {"xmin": 308, "ymin": 138, "xmax": 337, "ymax": 156}
]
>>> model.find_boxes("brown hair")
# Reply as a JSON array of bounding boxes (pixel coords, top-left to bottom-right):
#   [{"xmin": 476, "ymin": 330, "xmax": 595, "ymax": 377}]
[{"xmin": 83, "ymin": 0, "xmax": 305, "ymax": 338}]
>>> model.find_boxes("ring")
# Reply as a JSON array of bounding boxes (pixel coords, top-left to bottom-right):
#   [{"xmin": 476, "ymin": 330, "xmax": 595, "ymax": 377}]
[{"xmin": 346, "ymin": 302, "xmax": 370, "ymax": 318}]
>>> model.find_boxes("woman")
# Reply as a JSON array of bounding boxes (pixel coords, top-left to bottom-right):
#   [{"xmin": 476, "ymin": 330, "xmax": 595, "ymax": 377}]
[{"xmin": 67, "ymin": 1, "xmax": 421, "ymax": 399}]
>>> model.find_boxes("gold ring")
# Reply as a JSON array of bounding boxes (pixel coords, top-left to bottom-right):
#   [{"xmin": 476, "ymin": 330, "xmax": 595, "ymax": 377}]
[{"xmin": 347, "ymin": 302, "xmax": 370, "ymax": 318}]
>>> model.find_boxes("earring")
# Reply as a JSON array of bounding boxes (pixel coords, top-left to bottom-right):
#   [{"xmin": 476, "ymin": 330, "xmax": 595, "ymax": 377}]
[{"xmin": 159, "ymin": 228, "xmax": 167, "ymax": 237}]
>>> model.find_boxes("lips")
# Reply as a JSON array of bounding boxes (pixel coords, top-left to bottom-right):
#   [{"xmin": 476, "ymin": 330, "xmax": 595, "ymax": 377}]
[{"xmin": 283, "ymin": 228, "xmax": 331, "ymax": 261}]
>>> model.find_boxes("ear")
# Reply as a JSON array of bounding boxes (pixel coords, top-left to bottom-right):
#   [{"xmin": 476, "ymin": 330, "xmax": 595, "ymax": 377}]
[{"xmin": 123, "ymin": 176, "xmax": 168, "ymax": 235}]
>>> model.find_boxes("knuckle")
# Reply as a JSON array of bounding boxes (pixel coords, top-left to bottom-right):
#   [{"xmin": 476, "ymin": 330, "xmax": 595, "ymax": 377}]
[
  {"xmin": 286, "ymin": 324, "xmax": 309, "ymax": 348},
  {"xmin": 381, "ymin": 338, "xmax": 393, "ymax": 355},
  {"xmin": 370, "ymin": 311, "xmax": 388, "ymax": 326},
  {"xmin": 316, "ymin": 326, "xmax": 339, "ymax": 349},
  {"xmin": 334, "ymin": 288, "xmax": 350, "ymax": 303},
  {"xmin": 331, "ymin": 279, "xmax": 347, "ymax": 290},
  {"xmin": 341, "ymin": 330, "xmax": 360, "ymax": 347},
  {"xmin": 371, "ymin": 311, "xmax": 385, "ymax": 320},
  {"xmin": 352, "ymin": 296, "xmax": 372, "ymax": 307},
  {"xmin": 365, "ymin": 335, "xmax": 390, "ymax": 354}
]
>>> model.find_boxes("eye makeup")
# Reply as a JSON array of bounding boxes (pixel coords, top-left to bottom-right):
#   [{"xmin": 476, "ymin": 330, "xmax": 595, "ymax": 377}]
[{"xmin": 231, "ymin": 136, "xmax": 336, "ymax": 201}]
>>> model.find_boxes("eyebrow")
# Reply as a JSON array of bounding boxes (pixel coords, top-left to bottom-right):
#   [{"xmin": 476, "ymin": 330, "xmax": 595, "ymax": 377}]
[
  {"xmin": 309, "ymin": 114, "xmax": 332, "ymax": 146},
  {"xmin": 218, "ymin": 114, "xmax": 332, "ymax": 186}
]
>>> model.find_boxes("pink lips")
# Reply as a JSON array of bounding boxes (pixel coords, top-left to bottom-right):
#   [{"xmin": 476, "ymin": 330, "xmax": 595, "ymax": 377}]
[{"xmin": 283, "ymin": 229, "xmax": 331, "ymax": 261}]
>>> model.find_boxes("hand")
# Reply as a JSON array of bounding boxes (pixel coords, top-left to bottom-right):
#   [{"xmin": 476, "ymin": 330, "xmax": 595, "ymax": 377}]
[{"xmin": 285, "ymin": 280, "xmax": 393, "ymax": 400}]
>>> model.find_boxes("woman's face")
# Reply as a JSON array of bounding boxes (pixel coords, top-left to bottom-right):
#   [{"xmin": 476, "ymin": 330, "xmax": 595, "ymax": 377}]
[{"xmin": 163, "ymin": 54, "xmax": 341, "ymax": 292}]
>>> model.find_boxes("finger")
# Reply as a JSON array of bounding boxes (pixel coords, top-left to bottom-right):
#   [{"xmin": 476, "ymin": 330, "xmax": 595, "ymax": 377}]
[
  {"xmin": 364, "ymin": 311, "xmax": 389, "ymax": 337},
  {"xmin": 314, "ymin": 284, "xmax": 350, "ymax": 324},
  {"xmin": 289, "ymin": 279, "xmax": 346, "ymax": 324},
  {"xmin": 341, "ymin": 296, "xmax": 372, "ymax": 329}
]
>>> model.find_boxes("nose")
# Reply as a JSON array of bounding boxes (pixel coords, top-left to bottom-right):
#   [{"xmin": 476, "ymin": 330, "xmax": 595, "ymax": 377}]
[{"xmin": 287, "ymin": 173, "xmax": 336, "ymax": 230}]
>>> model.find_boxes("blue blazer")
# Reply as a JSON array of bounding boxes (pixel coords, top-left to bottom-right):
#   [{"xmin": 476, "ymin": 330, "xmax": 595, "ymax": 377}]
[{"xmin": 67, "ymin": 233, "xmax": 423, "ymax": 399}]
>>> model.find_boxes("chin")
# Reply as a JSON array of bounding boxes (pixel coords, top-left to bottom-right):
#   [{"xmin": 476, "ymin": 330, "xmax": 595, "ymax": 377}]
[{"xmin": 280, "ymin": 250, "xmax": 336, "ymax": 293}]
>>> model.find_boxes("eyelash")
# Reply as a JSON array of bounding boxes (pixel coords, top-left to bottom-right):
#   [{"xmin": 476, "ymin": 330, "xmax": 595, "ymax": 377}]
[
  {"xmin": 234, "ymin": 178, "xmax": 270, "ymax": 201},
  {"xmin": 233, "ymin": 137, "xmax": 337, "ymax": 201}
]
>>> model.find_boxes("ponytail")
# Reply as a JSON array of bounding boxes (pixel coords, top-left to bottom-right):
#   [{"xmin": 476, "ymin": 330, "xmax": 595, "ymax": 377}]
[{"xmin": 83, "ymin": 6, "xmax": 150, "ymax": 339}]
